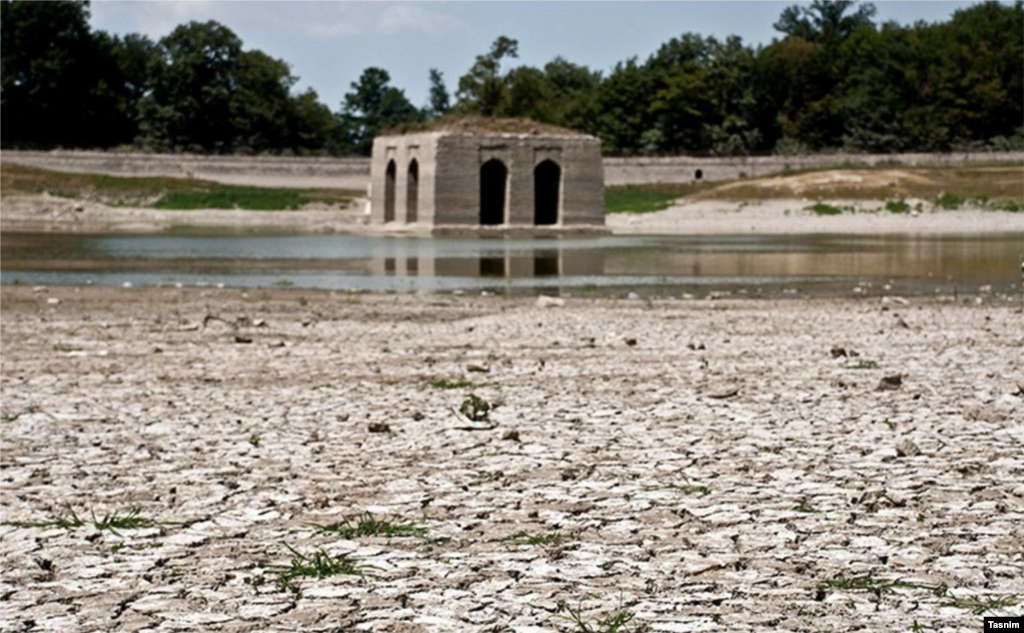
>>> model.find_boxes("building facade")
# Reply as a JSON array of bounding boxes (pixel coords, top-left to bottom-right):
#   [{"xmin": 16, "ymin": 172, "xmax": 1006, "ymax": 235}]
[{"xmin": 369, "ymin": 124, "xmax": 605, "ymax": 230}]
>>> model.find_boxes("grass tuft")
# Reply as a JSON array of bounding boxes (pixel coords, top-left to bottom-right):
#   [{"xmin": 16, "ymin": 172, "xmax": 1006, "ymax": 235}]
[
  {"xmin": 265, "ymin": 544, "xmax": 372, "ymax": 586},
  {"xmin": 308, "ymin": 512, "xmax": 438, "ymax": 542},
  {"xmin": 560, "ymin": 596, "xmax": 647, "ymax": 633},
  {"xmin": 941, "ymin": 594, "xmax": 1018, "ymax": 614}
]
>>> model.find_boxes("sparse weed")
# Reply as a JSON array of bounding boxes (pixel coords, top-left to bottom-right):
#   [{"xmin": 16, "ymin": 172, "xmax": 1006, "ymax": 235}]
[
  {"xmin": 265, "ymin": 544, "xmax": 372, "ymax": 586},
  {"xmin": 91, "ymin": 507, "xmax": 159, "ymax": 536},
  {"xmin": 934, "ymin": 192, "xmax": 964, "ymax": 210},
  {"xmin": 792, "ymin": 501, "xmax": 820, "ymax": 513},
  {"xmin": 248, "ymin": 434, "xmax": 262, "ymax": 447},
  {"xmin": 459, "ymin": 393, "xmax": 491, "ymax": 422},
  {"xmin": 3, "ymin": 504, "xmax": 160, "ymax": 536},
  {"xmin": 503, "ymin": 531, "xmax": 575, "ymax": 548},
  {"xmin": 309, "ymin": 512, "xmax": 436, "ymax": 542},
  {"xmin": 2, "ymin": 503, "xmax": 85, "ymax": 530},
  {"xmin": 559, "ymin": 596, "xmax": 648, "ymax": 633},
  {"xmin": 816, "ymin": 574, "xmax": 944, "ymax": 600},
  {"xmin": 941, "ymin": 594, "xmax": 1018, "ymax": 614},
  {"xmin": 847, "ymin": 360, "xmax": 880, "ymax": 370}
]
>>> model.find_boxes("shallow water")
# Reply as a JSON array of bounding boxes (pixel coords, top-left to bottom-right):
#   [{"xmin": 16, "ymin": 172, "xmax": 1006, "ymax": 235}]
[{"xmin": 1, "ymin": 232, "xmax": 1021, "ymax": 297}]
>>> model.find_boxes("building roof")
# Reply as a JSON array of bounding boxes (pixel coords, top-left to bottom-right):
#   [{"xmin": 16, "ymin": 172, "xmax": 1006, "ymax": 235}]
[{"xmin": 381, "ymin": 116, "xmax": 589, "ymax": 138}]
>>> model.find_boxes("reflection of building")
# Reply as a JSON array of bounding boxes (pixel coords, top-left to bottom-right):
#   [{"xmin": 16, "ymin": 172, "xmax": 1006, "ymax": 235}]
[
  {"xmin": 369, "ymin": 246, "xmax": 604, "ymax": 280},
  {"xmin": 369, "ymin": 118, "xmax": 605, "ymax": 231}
]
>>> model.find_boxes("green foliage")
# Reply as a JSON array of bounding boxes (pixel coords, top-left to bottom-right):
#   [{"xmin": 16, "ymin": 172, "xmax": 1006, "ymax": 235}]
[
  {"xmin": 309, "ymin": 512, "xmax": 435, "ymax": 541},
  {"xmin": 430, "ymin": 379, "xmax": 479, "ymax": 390},
  {"xmin": 940, "ymin": 594, "xmax": 1018, "ymax": 615},
  {"xmin": 560, "ymin": 597, "xmax": 647, "ymax": 633},
  {"xmin": 2, "ymin": 1, "xmax": 1021, "ymax": 155},
  {"xmin": 265, "ymin": 544, "xmax": 371, "ymax": 586},
  {"xmin": 885, "ymin": 199, "xmax": 911, "ymax": 214},
  {"xmin": 806, "ymin": 202, "xmax": 844, "ymax": 216},
  {"xmin": 604, "ymin": 184, "xmax": 698, "ymax": 214},
  {"xmin": 340, "ymin": 67, "xmax": 422, "ymax": 155},
  {"xmin": 934, "ymin": 192, "xmax": 964, "ymax": 210},
  {"xmin": 2, "ymin": 504, "xmax": 159, "ymax": 536},
  {"xmin": 502, "ymin": 531, "xmax": 575, "ymax": 547}
]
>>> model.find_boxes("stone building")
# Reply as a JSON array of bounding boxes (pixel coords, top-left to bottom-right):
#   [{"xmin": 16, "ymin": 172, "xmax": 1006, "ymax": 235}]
[{"xmin": 368, "ymin": 118, "xmax": 605, "ymax": 231}]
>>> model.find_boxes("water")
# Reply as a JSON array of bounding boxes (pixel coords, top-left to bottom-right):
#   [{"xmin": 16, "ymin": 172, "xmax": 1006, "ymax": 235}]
[{"xmin": 1, "ymin": 232, "xmax": 1021, "ymax": 297}]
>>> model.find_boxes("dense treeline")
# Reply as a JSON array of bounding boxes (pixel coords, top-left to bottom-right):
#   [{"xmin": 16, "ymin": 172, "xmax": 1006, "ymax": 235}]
[{"xmin": 2, "ymin": 0, "xmax": 1021, "ymax": 156}]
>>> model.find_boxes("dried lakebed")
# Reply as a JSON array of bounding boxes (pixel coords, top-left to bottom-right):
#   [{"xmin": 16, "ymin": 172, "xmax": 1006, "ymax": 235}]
[{"xmin": 1, "ymin": 286, "xmax": 1022, "ymax": 632}]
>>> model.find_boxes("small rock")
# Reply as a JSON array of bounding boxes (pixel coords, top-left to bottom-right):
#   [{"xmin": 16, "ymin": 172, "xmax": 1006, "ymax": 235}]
[
  {"xmin": 624, "ymin": 338, "xmax": 638, "ymax": 347},
  {"xmin": 466, "ymin": 363, "xmax": 490, "ymax": 373},
  {"xmin": 501, "ymin": 430, "xmax": 520, "ymax": 442},
  {"xmin": 411, "ymin": 411, "xmax": 425, "ymax": 421},
  {"xmin": 830, "ymin": 346, "xmax": 847, "ymax": 358},
  {"xmin": 368, "ymin": 422, "xmax": 391, "ymax": 433},
  {"xmin": 536, "ymin": 295, "xmax": 564, "ymax": 308},
  {"xmin": 708, "ymin": 386, "xmax": 740, "ymax": 399},
  {"xmin": 234, "ymin": 335, "xmax": 253, "ymax": 344},
  {"xmin": 46, "ymin": 297, "xmax": 61, "ymax": 306},
  {"xmin": 877, "ymin": 374, "xmax": 903, "ymax": 391},
  {"xmin": 896, "ymin": 440, "xmax": 921, "ymax": 457}
]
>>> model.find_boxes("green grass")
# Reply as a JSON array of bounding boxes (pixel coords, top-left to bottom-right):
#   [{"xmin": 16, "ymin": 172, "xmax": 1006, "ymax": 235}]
[
  {"xmin": 806, "ymin": 202, "xmax": 844, "ymax": 216},
  {"xmin": 604, "ymin": 183, "xmax": 705, "ymax": 214},
  {"xmin": 1, "ymin": 162, "xmax": 356, "ymax": 211},
  {"xmin": 308, "ymin": 512, "xmax": 435, "ymax": 541},
  {"xmin": 941, "ymin": 594, "xmax": 1018, "ymax": 614},
  {"xmin": 816, "ymin": 574, "xmax": 943, "ymax": 599},
  {"xmin": 2, "ymin": 504, "xmax": 159, "ymax": 535},
  {"xmin": 265, "ymin": 544, "xmax": 372, "ymax": 586},
  {"xmin": 847, "ymin": 360, "xmax": 880, "ymax": 370},
  {"xmin": 560, "ymin": 597, "xmax": 646, "ymax": 633},
  {"xmin": 885, "ymin": 199, "xmax": 911, "ymax": 214}
]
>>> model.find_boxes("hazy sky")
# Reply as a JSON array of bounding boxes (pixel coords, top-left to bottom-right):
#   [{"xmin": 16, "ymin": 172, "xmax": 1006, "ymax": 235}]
[{"xmin": 89, "ymin": 1, "xmax": 988, "ymax": 110}]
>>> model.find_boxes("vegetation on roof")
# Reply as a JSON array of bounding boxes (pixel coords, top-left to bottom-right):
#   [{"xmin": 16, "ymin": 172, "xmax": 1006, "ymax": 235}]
[{"xmin": 382, "ymin": 116, "xmax": 588, "ymax": 138}]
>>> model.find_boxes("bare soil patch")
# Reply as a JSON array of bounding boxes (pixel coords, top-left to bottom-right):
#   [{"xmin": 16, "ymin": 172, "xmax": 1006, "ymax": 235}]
[{"xmin": 2, "ymin": 286, "xmax": 1022, "ymax": 632}]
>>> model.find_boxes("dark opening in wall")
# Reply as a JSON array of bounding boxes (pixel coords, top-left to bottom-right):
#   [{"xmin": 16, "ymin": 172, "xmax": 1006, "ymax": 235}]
[
  {"xmin": 407, "ymin": 159, "xmax": 419, "ymax": 223},
  {"xmin": 694, "ymin": 169, "xmax": 703, "ymax": 181},
  {"xmin": 384, "ymin": 160, "xmax": 396, "ymax": 223},
  {"xmin": 480, "ymin": 159, "xmax": 508, "ymax": 225},
  {"xmin": 534, "ymin": 160, "xmax": 561, "ymax": 225}
]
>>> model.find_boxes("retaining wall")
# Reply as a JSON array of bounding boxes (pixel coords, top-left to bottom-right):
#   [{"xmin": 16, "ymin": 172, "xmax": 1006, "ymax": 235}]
[{"xmin": 3, "ymin": 149, "xmax": 1021, "ymax": 191}]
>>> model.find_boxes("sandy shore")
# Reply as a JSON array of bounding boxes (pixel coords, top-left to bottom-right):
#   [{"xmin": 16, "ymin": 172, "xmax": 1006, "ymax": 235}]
[
  {"xmin": 4, "ymin": 192, "xmax": 1024, "ymax": 236},
  {"xmin": 1, "ymin": 285, "xmax": 1021, "ymax": 632}
]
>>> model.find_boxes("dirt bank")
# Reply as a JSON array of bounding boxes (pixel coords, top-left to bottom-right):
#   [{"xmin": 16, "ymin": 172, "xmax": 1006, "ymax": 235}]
[{"xmin": 2, "ymin": 286, "xmax": 1021, "ymax": 632}]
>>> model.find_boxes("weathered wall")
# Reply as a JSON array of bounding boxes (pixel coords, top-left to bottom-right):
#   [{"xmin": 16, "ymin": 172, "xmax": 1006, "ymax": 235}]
[
  {"xmin": 1, "ymin": 150, "xmax": 370, "ymax": 189},
  {"xmin": 370, "ymin": 131, "xmax": 605, "ymax": 227},
  {"xmin": 4, "ymin": 149, "xmax": 1021, "ymax": 193},
  {"xmin": 602, "ymin": 151, "xmax": 1024, "ymax": 185}
]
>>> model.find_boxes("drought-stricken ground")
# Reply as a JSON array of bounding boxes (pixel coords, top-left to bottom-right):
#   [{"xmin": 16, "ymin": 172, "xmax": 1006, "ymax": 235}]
[{"xmin": 1, "ymin": 286, "xmax": 1022, "ymax": 632}]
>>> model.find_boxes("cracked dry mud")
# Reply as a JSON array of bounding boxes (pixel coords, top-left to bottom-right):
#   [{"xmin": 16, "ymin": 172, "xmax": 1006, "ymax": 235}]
[{"xmin": 1, "ymin": 286, "xmax": 1021, "ymax": 632}]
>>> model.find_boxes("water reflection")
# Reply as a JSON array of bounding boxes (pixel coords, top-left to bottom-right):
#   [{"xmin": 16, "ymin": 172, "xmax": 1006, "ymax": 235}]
[
  {"xmin": 1, "ymin": 232, "xmax": 1020, "ymax": 296},
  {"xmin": 372, "ymin": 246, "xmax": 604, "ymax": 280}
]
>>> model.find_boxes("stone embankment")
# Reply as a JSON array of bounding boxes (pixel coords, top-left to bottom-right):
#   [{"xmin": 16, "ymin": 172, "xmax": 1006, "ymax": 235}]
[
  {"xmin": 5, "ymin": 149, "xmax": 1022, "ymax": 188},
  {"xmin": 1, "ymin": 286, "xmax": 1021, "ymax": 632}
]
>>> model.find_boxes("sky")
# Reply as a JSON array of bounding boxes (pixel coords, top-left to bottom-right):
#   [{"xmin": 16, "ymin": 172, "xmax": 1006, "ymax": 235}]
[{"xmin": 88, "ymin": 1, "xmax": 990, "ymax": 111}]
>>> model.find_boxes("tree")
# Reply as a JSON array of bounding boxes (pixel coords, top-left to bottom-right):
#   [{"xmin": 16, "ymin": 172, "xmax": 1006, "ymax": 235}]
[
  {"xmin": 339, "ymin": 67, "xmax": 421, "ymax": 155},
  {"xmin": 138, "ymin": 20, "xmax": 245, "ymax": 152},
  {"xmin": 231, "ymin": 49, "xmax": 295, "ymax": 153},
  {"xmin": 427, "ymin": 68, "xmax": 450, "ymax": 119},
  {"xmin": 1, "ymin": 0, "xmax": 126, "ymax": 148},
  {"xmin": 774, "ymin": 0, "xmax": 877, "ymax": 46},
  {"xmin": 456, "ymin": 36, "xmax": 518, "ymax": 115}
]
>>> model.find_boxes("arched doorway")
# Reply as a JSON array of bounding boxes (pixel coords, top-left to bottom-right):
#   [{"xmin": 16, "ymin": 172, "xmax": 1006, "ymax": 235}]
[
  {"xmin": 534, "ymin": 160, "xmax": 561, "ymax": 225},
  {"xmin": 384, "ymin": 160, "xmax": 396, "ymax": 223},
  {"xmin": 480, "ymin": 159, "xmax": 507, "ymax": 226},
  {"xmin": 407, "ymin": 159, "xmax": 419, "ymax": 223}
]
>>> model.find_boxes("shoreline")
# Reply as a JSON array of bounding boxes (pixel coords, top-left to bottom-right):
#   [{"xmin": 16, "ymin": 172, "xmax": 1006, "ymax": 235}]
[{"xmin": 2, "ymin": 193, "xmax": 1023, "ymax": 236}]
